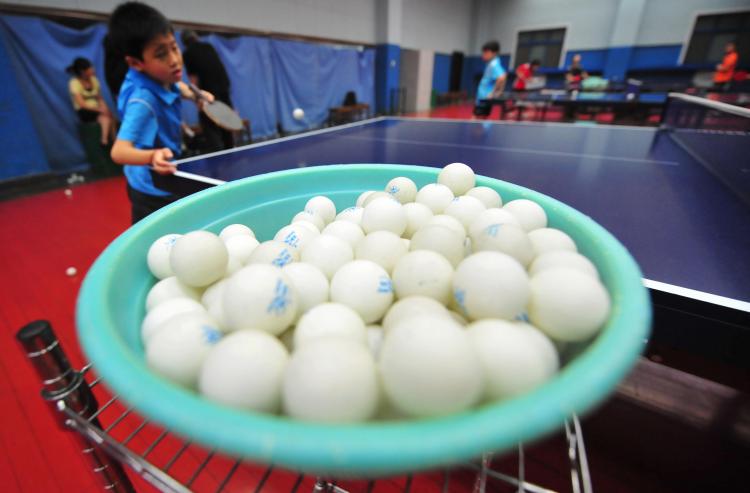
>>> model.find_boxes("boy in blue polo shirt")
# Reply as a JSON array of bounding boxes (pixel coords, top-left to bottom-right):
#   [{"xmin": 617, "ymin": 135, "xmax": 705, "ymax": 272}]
[
  {"xmin": 109, "ymin": 2, "xmax": 212, "ymax": 223},
  {"xmin": 474, "ymin": 41, "xmax": 507, "ymax": 119}
]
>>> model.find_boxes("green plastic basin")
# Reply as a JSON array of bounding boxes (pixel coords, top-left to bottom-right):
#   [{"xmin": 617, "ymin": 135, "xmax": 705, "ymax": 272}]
[{"xmin": 77, "ymin": 164, "xmax": 650, "ymax": 476}]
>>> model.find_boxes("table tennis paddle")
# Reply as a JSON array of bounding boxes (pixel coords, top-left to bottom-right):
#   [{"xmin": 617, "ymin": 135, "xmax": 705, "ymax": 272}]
[{"xmin": 188, "ymin": 82, "xmax": 244, "ymax": 131}]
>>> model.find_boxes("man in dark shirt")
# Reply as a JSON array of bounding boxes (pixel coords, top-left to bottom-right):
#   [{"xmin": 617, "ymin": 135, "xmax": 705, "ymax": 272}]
[
  {"xmin": 565, "ymin": 54, "xmax": 588, "ymax": 91},
  {"xmin": 181, "ymin": 30, "xmax": 234, "ymax": 151}
]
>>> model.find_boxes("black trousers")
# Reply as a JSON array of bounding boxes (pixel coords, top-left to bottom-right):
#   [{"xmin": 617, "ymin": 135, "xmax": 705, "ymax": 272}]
[{"xmin": 127, "ymin": 184, "xmax": 177, "ymax": 225}]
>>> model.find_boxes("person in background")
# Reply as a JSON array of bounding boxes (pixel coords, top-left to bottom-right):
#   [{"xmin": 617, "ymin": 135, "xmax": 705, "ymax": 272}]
[
  {"xmin": 513, "ymin": 59, "xmax": 541, "ymax": 91},
  {"xmin": 713, "ymin": 41, "xmax": 738, "ymax": 92},
  {"xmin": 181, "ymin": 30, "xmax": 234, "ymax": 152},
  {"xmin": 108, "ymin": 2, "xmax": 214, "ymax": 224},
  {"xmin": 566, "ymin": 54, "xmax": 588, "ymax": 91},
  {"xmin": 67, "ymin": 57, "xmax": 114, "ymax": 146},
  {"xmin": 473, "ymin": 40, "xmax": 506, "ymax": 118}
]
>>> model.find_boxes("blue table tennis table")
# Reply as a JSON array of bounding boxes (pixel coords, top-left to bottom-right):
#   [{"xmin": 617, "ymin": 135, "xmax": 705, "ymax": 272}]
[{"xmin": 156, "ymin": 115, "xmax": 750, "ymax": 368}]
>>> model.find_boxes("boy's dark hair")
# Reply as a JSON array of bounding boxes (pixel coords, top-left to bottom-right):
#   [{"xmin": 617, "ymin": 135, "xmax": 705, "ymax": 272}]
[
  {"xmin": 181, "ymin": 29, "xmax": 200, "ymax": 47},
  {"xmin": 482, "ymin": 40, "xmax": 500, "ymax": 53},
  {"xmin": 530, "ymin": 59, "xmax": 541, "ymax": 67},
  {"xmin": 108, "ymin": 2, "xmax": 172, "ymax": 60},
  {"xmin": 66, "ymin": 57, "xmax": 91, "ymax": 76},
  {"xmin": 105, "ymin": 2, "xmax": 172, "ymax": 98}
]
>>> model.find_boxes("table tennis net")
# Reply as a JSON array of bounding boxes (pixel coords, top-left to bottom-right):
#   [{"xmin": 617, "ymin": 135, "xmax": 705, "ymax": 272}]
[
  {"xmin": 661, "ymin": 93, "xmax": 750, "ymax": 205},
  {"xmin": 661, "ymin": 93, "xmax": 750, "ymax": 133}
]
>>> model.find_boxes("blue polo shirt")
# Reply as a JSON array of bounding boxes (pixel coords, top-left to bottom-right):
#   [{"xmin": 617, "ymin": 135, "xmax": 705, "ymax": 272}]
[
  {"xmin": 117, "ymin": 69, "xmax": 182, "ymax": 196},
  {"xmin": 476, "ymin": 57, "xmax": 506, "ymax": 102}
]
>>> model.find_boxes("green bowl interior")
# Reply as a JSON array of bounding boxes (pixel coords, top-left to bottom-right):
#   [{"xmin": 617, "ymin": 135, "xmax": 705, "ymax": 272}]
[{"xmin": 77, "ymin": 164, "xmax": 651, "ymax": 476}]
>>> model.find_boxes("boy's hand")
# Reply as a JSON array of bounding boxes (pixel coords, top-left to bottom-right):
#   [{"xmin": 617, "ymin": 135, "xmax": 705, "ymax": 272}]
[
  {"xmin": 197, "ymin": 90, "xmax": 215, "ymax": 109},
  {"xmin": 151, "ymin": 148, "xmax": 176, "ymax": 175}
]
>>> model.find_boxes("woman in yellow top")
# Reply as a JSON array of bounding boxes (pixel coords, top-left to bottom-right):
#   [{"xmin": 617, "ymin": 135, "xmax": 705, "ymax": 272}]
[{"xmin": 67, "ymin": 57, "xmax": 114, "ymax": 146}]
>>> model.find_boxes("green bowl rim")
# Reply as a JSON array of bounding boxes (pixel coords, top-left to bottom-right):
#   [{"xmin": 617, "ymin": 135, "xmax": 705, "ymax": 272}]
[{"xmin": 77, "ymin": 164, "xmax": 651, "ymax": 475}]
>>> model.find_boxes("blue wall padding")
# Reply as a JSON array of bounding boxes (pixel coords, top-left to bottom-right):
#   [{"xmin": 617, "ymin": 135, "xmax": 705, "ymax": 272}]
[
  {"xmin": 375, "ymin": 43, "xmax": 401, "ymax": 113},
  {"xmin": 432, "ymin": 53, "xmax": 451, "ymax": 94}
]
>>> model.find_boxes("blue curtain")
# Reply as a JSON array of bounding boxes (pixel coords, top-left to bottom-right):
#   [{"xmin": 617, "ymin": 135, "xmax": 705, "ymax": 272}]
[
  {"xmin": 0, "ymin": 14, "xmax": 376, "ymax": 179},
  {"xmin": 203, "ymin": 34, "xmax": 278, "ymax": 139},
  {"xmin": 0, "ymin": 14, "xmax": 113, "ymax": 173},
  {"xmin": 272, "ymin": 39, "xmax": 375, "ymax": 133},
  {"xmin": 0, "ymin": 24, "xmax": 50, "ymax": 180}
]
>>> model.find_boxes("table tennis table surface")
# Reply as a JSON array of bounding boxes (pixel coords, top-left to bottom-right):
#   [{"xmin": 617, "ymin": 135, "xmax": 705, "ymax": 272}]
[{"xmin": 166, "ymin": 116, "xmax": 750, "ymax": 313}]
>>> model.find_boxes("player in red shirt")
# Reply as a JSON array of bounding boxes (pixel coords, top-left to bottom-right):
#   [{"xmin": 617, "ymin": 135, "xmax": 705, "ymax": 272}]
[{"xmin": 513, "ymin": 59, "xmax": 541, "ymax": 91}]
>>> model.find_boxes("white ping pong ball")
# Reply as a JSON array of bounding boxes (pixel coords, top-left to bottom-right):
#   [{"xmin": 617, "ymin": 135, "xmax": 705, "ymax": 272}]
[
  {"xmin": 283, "ymin": 339, "xmax": 379, "ymax": 423},
  {"xmin": 470, "ymin": 222, "xmax": 534, "ymax": 267},
  {"xmin": 465, "ymin": 186, "xmax": 502, "ymax": 209},
  {"xmin": 274, "ymin": 223, "xmax": 319, "ymax": 252},
  {"xmin": 146, "ymin": 315, "xmax": 221, "ymax": 388},
  {"xmin": 453, "ymin": 251, "xmax": 530, "ymax": 321},
  {"xmin": 380, "ymin": 316, "xmax": 483, "ymax": 418},
  {"xmin": 170, "ymin": 231, "xmax": 228, "ymax": 287},
  {"xmin": 292, "ymin": 210, "xmax": 325, "ymax": 231},
  {"xmin": 402, "ymin": 202, "xmax": 433, "ymax": 239},
  {"xmin": 146, "ymin": 276, "xmax": 201, "ymax": 311},
  {"xmin": 438, "ymin": 162, "xmax": 476, "ymax": 195},
  {"xmin": 385, "ymin": 177, "xmax": 418, "ymax": 204},
  {"xmin": 336, "ymin": 206, "xmax": 364, "ymax": 225},
  {"xmin": 415, "ymin": 183, "xmax": 454, "ymax": 214},
  {"xmin": 292, "ymin": 108, "xmax": 305, "ymax": 120},
  {"xmin": 356, "ymin": 191, "xmax": 375, "ymax": 208},
  {"xmin": 361, "ymin": 197, "xmax": 407, "ymax": 236},
  {"xmin": 468, "ymin": 208, "xmax": 520, "ymax": 239},
  {"xmin": 449, "ymin": 310, "xmax": 468, "ymax": 326},
  {"xmin": 467, "ymin": 320, "xmax": 558, "ymax": 401},
  {"xmin": 528, "ymin": 228, "xmax": 577, "ymax": 257},
  {"xmin": 365, "ymin": 325, "xmax": 384, "ymax": 359},
  {"xmin": 410, "ymin": 224, "xmax": 465, "ymax": 267},
  {"xmin": 529, "ymin": 251, "xmax": 599, "ymax": 279},
  {"xmin": 322, "ymin": 220, "xmax": 365, "ymax": 248},
  {"xmin": 429, "ymin": 214, "xmax": 467, "ymax": 238},
  {"xmin": 528, "ymin": 268, "xmax": 611, "ymax": 342},
  {"xmin": 294, "ymin": 302, "xmax": 366, "ymax": 348},
  {"xmin": 141, "ymin": 298, "xmax": 209, "ymax": 344},
  {"xmin": 305, "ymin": 196, "xmax": 336, "ymax": 224},
  {"xmin": 282, "ymin": 262, "xmax": 329, "ymax": 320},
  {"xmin": 224, "ymin": 234, "xmax": 260, "ymax": 264},
  {"xmin": 219, "ymin": 224, "xmax": 255, "ymax": 242},
  {"xmin": 147, "ymin": 233, "xmax": 181, "ymax": 279},
  {"xmin": 355, "ymin": 231, "xmax": 408, "ymax": 273},
  {"xmin": 294, "ymin": 219, "xmax": 321, "ymax": 234},
  {"xmin": 391, "ymin": 250, "xmax": 454, "ymax": 304},
  {"xmin": 223, "ymin": 264, "xmax": 297, "ymax": 335},
  {"xmin": 248, "ymin": 240, "xmax": 299, "ymax": 267},
  {"xmin": 330, "ymin": 260, "xmax": 394, "ymax": 323},
  {"xmin": 300, "ymin": 234, "xmax": 354, "ymax": 279},
  {"xmin": 199, "ymin": 329, "xmax": 289, "ymax": 413},
  {"xmin": 382, "ymin": 296, "xmax": 450, "ymax": 332},
  {"xmin": 503, "ymin": 199, "xmax": 548, "ymax": 232},
  {"xmin": 444, "ymin": 195, "xmax": 486, "ymax": 230},
  {"xmin": 201, "ymin": 278, "xmax": 229, "ymax": 330},
  {"xmin": 362, "ymin": 191, "xmax": 394, "ymax": 208}
]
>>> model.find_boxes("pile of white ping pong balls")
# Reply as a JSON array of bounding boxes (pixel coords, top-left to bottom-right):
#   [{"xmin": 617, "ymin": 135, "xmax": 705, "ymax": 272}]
[{"xmin": 142, "ymin": 162, "xmax": 611, "ymax": 422}]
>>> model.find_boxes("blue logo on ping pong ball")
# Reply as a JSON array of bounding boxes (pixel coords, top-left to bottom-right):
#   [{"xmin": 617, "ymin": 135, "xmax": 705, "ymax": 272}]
[
  {"xmin": 201, "ymin": 325, "xmax": 222, "ymax": 344},
  {"xmin": 377, "ymin": 276, "xmax": 393, "ymax": 294},
  {"xmin": 267, "ymin": 279, "xmax": 291, "ymax": 315}
]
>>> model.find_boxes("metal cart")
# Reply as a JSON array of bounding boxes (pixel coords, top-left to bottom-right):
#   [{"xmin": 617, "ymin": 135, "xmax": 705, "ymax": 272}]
[{"xmin": 17, "ymin": 319, "xmax": 592, "ymax": 493}]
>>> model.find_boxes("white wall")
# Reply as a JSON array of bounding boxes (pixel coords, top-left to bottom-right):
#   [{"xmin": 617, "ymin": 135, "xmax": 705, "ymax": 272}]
[
  {"xmin": 475, "ymin": 0, "xmax": 750, "ymax": 57},
  {"xmin": 636, "ymin": 0, "xmax": 750, "ymax": 46},
  {"xmin": 4, "ymin": 0, "xmax": 477, "ymax": 53},
  {"xmin": 400, "ymin": 0, "xmax": 474, "ymax": 53},
  {"xmin": 473, "ymin": 0, "xmax": 620, "ymax": 56},
  {"xmin": 398, "ymin": 48, "xmax": 433, "ymax": 112}
]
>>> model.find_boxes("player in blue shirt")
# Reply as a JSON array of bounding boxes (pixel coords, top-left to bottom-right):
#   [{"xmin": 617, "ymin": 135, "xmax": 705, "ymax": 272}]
[
  {"xmin": 108, "ymin": 2, "xmax": 213, "ymax": 223},
  {"xmin": 474, "ymin": 41, "xmax": 507, "ymax": 118}
]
